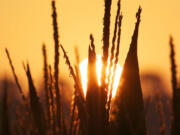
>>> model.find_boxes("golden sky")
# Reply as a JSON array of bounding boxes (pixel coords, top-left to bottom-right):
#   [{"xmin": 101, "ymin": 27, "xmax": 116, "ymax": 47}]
[{"xmin": 0, "ymin": 0, "xmax": 180, "ymax": 88}]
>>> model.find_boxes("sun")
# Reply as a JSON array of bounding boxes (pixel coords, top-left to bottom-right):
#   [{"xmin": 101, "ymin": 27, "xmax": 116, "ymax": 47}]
[{"xmin": 79, "ymin": 54, "xmax": 122, "ymax": 98}]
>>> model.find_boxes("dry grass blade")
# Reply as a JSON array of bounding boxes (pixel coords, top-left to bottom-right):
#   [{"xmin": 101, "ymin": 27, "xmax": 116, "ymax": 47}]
[
  {"xmin": 101, "ymin": 0, "xmax": 112, "ymax": 86},
  {"xmin": 169, "ymin": 37, "xmax": 180, "ymax": 135},
  {"xmin": 101, "ymin": 0, "xmax": 112, "ymax": 90},
  {"xmin": 107, "ymin": 14, "xmax": 123, "ymax": 121},
  {"xmin": 5, "ymin": 48, "xmax": 26, "ymax": 101},
  {"xmin": 25, "ymin": 63, "xmax": 46, "ymax": 135},
  {"xmin": 107, "ymin": 0, "xmax": 121, "ymax": 85},
  {"xmin": 52, "ymin": 0, "xmax": 61, "ymax": 132},
  {"xmin": 60, "ymin": 45, "xmax": 76, "ymax": 81},
  {"xmin": 1, "ymin": 79, "xmax": 11, "ymax": 135},
  {"xmin": 169, "ymin": 37, "xmax": 177, "ymax": 92},
  {"xmin": 60, "ymin": 44, "xmax": 88, "ymax": 135},
  {"xmin": 42, "ymin": 44, "xmax": 51, "ymax": 129},
  {"xmin": 100, "ymin": 0, "xmax": 112, "ymax": 134},
  {"xmin": 70, "ymin": 47, "xmax": 83, "ymax": 135},
  {"xmin": 60, "ymin": 44, "xmax": 85, "ymax": 102},
  {"xmin": 102, "ymin": 0, "xmax": 112, "ymax": 64},
  {"xmin": 71, "ymin": 66, "xmax": 84, "ymax": 135},
  {"xmin": 114, "ymin": 15, "xmax": 123, "ymax": 65},
  {"xmin": 48, "ymin": 65, "xmax": 57, "ymax": 135},
  {"xmin": 101, "ymin": 0, "xmax": 112, "ymax": 99},
  {"xmin": 114, "ymin": 7, "xmax": 146, "ymax": 135}
]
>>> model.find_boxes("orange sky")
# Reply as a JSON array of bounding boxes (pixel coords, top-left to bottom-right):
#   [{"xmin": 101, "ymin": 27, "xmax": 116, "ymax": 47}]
[{"xmin": 0, "ymin": 0, "xmax": 180, "ymax": 89}]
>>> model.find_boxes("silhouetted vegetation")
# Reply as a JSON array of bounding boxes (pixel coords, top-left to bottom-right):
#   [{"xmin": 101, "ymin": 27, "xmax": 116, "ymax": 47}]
[{"xmin": 0, "ymin": 0, "xmax": 180, "ymax": 135}]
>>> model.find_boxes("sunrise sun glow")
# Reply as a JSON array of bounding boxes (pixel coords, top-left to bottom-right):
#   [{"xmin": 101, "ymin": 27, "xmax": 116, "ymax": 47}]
[{"xmin": 79, "ymin": 55, "xmax": 122, "ymax": 98}]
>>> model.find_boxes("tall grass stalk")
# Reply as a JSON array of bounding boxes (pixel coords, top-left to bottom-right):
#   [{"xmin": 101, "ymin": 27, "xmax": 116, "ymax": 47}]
[
  {"xmin": 24, "ymin": 63, "xmax": 46, "ymax": 135},
  {"xmin": 102, "ymin": 0, "xmax": 112, "ymax": 65},
  {"xmin": 60, "ymin": 44, "xmax": 88, "ymax": 135},
  {"xmin": 100, "ymin": 0, "xmax": 112, "ymax": 134},
  {"xmin": 48, "ymin": 65, "xmax": 57, "ymax": 135},
  {"xmin": 5, "ymin": 48, "xmax": 26, "ymax": 101},
  {"xmin": 70, "ymin": 47, "xmax": 82, "ymax": 135},
  {"xmin": 169, "ymin": 37, "xmax": 180, "ymax": 135},
  {"xmin": 107, "ymin": 14, "xmax": 123, "ymax": 121},
  {"xmin": 42, "ymin": 44, "xmax": 51, "ymax": 129},
  {"xmin": 169, "ymin": 37, "xmax": 177, "ymax": 94},
  {"xmin": 107, "ymin": 0, "xmax": 121, "ymax": 86},
  {"xmin": 52, "ymin": 0, "xmax": 61, "ymax": 132}
]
